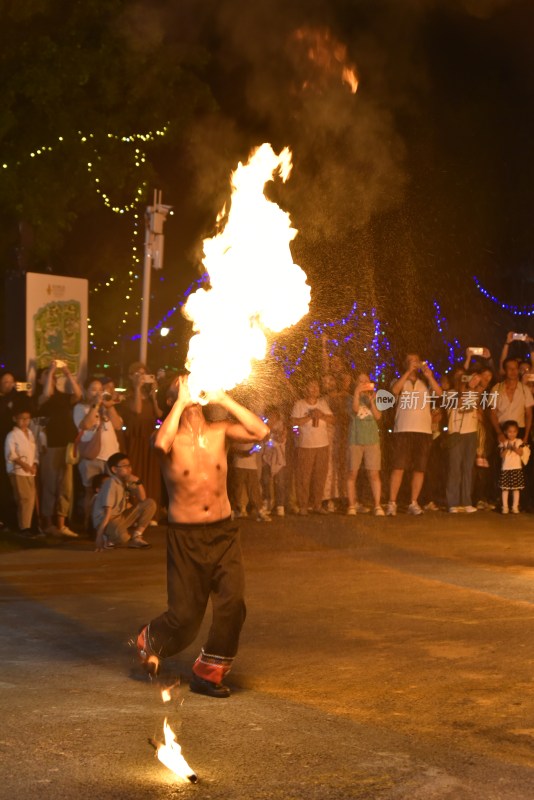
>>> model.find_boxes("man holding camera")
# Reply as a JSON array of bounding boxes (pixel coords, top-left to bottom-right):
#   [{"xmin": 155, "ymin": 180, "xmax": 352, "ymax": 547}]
[
  {"xmin": 489, "ymin": 357, "xmax": 533, "ymax": 445},
  {"xmin": 386, "ymin": 354, "xmax": 443, "ymax": 516},
  {"xmin": 73, "ymin": 378, "xmax": 123, "ymax": 531}
]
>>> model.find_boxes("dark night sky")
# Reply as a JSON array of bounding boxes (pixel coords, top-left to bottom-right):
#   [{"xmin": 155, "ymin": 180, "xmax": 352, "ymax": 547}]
[{"xmin": 15, "ymin": 0, "xmax": 534, "ymax": 372}]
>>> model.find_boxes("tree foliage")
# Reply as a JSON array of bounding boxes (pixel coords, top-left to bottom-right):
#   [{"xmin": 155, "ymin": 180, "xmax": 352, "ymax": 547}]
[{"xmin": 0, "ymin": 0, "xmax": 213, "ymax": 263}]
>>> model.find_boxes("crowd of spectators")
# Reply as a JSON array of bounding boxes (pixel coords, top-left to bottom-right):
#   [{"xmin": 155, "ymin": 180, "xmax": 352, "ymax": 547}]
[{"xmin": 0, "ymin": 330, "xmax": 533, "ymax": 538}]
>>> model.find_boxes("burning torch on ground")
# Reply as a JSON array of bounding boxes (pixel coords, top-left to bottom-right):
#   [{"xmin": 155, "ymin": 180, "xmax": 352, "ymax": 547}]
[{"xmin": 148, "ymin": 684, "xmax": 198, "ymax": 783}]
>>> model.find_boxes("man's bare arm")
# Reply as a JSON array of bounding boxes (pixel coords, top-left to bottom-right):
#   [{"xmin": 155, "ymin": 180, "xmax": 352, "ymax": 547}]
[
  {"xmin": 154, "ymin": 377, "xmax": 189, "ymax": 454},
  {"xmin": 208, "ymin": 391, "xmax": 269, "ymax": 443}
]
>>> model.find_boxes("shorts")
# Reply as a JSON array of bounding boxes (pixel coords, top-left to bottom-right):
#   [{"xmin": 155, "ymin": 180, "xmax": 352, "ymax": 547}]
[
  {"xmin": 390, "ymin": 432, "xmax": 432, "ymax": 472},
  {"xmin": 78, "ymin": 458, "xmax": 107, "ymax": 488},
  {"xmin": 349, "ymin": 443, "xmax": 381, "ymax": 471}
]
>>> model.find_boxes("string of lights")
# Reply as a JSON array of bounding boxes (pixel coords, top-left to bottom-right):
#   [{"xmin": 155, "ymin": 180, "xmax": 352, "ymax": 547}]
[
  {"xmin": 473, "ymin": 276, "xmax": 534, "ymax": 316},
  {"xmin": 130, "ymin": 273, "xmax": 210, "ymax": 343},
  {"xmin": 433, "ymin": 300, "xmax": 463, "ymax": 371},
  {"xmin": 2, "ymin": 127, "xmax": 171, "ymax": 361}
]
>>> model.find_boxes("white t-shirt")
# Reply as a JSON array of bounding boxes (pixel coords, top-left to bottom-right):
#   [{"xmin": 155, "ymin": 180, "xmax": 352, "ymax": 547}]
[
  {"xmin": 393, "ymin": 378, "xmax": 433, "ymax": 435},
  {"xmin": 494, "ymin": 382, "xmax": 534, "ymax": 426},
  {"xmin": 291, "ymin": 398, "xmax": 331, "ymax": 448},
  {"xmin": 5, "ymin": 427, "xmax": 39, "ymax": 475},
  {"xmin": 448, "ymin": 406, "xmax": 478, "ymax": 435},
  {"xmin": 73, "ymin": 403, "xmax": 119, "ymax": 461},
  {"xmin": 233, "ymin": 443, "xmax": 260, "ymax": 470},
  {"xmin": 499, "ymin": 438, "xmax": 523, "ymax": 471}
]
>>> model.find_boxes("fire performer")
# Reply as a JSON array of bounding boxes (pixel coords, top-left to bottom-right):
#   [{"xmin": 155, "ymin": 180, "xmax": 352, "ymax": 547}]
[{"xmin": 136, "ymin": 374, "xmax": 269, "ymax": 698}]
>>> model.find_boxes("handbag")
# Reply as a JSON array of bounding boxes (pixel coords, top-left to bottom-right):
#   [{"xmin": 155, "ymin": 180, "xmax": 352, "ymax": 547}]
[{"xmin": 65, "ymin": 430, "xmax": 83, "ymax": 465}]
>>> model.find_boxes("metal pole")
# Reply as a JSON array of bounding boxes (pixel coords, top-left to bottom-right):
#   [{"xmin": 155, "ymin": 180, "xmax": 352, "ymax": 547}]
[
  {"xmin": 139, "ymin": 189, "xmax": 171, "ymax": 364},
  {"xmin": 139, "ymin": 190, "xmax": 157, "ymax": 364}
]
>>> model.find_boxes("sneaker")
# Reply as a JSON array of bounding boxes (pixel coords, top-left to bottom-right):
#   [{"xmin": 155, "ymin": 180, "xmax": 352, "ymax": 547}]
[
  {"xmin": 136, "ymin": 625, "xmax": 160, "ymax": 676},
  {"xmin": 407, "ymin": 502, "xmax": 424, "ymax": 516},
  {"xmin": 464, "ymin": 506, "xmax": 477, "ymax": 514},
  {"xmin": 449, "ymin": 507, "xmax": 460, "ymax": 513},
  {"xmin": 235, "ymin": 509, "xmax": 248, "ymax": 519},
  {"xmin": 148, "ymin": 520, "xmax": 158, "ymax": 527},
  {"xmin": 346, "ymin": 506, "xmax": 356, "ymax": 516},
  {"xmin": 385, "ymin": 501, "xmax": 397, "ymax": 516},
  {"xmin": 256, "ymin": 509, "xmax": 272, "ymax": 522},
  {"xmin": 511, "ymin": 507, "xmax": 520, "ymax": 514},
  {"xmin": 59, "ymin": 525, "xmax": 79, "ymax": 538},
  {"xmin": 355, "ymin": 503, "xmax": 370, "ymax": 514},
  {"xmin": 374, "ymin": 506, "xmax": 385, "ymax": 516},
  {"xmin": 275, "ymin": 506, "xmax": 285, "ymax": 517},
  {"xmin": 45, "ymin": 525, "xmax": 62, "ymax": 536},
  {"xmin": 128, "ymin": 536, "xmax": 151, "ymax": 548},
  {"xmin": 326, "ymin": 500, "xmax": 336, "ymax": 513},
  {"xmin": 424, "ymin": 501, "xmax": 439, "ymax": 512},
  {"xmin": 19, "ymin": 528, "xmax": 46, "ymax": 539},
  {"xmin": 501, "ymin": 507, "xmax": 509, "ymax": 515},
  {"xmin": 190, "ymin": 674, "xmax": 230, "ymax": 698}
]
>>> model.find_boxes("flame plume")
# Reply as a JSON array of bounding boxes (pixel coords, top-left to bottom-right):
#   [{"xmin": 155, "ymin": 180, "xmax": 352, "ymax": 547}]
[{"xmin": 183, "ymin": 143, "xmax": 311, "ymax": 401}]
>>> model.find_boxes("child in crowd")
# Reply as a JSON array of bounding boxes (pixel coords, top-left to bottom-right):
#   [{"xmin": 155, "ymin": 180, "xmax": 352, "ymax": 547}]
[
  {"xmin": 232, "ymin": 442, "xmax": 271, "ymax": 521},
  {"xmin": 498, "ymin": 420, "xmax": 527, "ymax": 514},
  {"xmin": 261, "ymin": 405, "xmax": 287, "ymax": 517},
  {"xmin": 4, "ymin": 407, "xmax": 39, "ymax": 535}
]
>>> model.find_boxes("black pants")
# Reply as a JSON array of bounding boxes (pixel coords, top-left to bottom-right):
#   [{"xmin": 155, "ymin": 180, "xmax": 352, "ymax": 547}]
[{"xmin": 148, "ymin": 516, "xmax": 246, "ymax": 660}]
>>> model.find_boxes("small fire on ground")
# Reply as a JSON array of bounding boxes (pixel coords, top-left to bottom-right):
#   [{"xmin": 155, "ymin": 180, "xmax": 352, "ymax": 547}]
[{"xmin": 150, "ymin": 718, "xmax": 198, "ymax": 784}]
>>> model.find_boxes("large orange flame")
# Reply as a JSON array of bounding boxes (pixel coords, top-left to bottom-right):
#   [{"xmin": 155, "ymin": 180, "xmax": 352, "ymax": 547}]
[{"xmin": 183, "ymin": 143, "xmax": 311, "ymax": 401}]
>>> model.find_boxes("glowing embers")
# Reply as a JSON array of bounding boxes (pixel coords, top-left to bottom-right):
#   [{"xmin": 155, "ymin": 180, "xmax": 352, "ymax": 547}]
[
  {"xmin": 291, "ymin": 26, "xmax": 359, "ymax": 95},
  {"xmin": 183, "ymin": 143, "xmax": 311, "ymax": 401}
]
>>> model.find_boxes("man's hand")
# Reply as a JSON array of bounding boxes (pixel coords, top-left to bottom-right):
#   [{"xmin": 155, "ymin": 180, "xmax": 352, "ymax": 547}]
[
  {"xmin": 420, "ymin": 362, "xmax": 432, "ymax": 379},
  {"xmin": 202, "ymin": 385, "xmax": 227, "ymax": 406},
  {"xmin": 95, "ymin": 530, "xmax": 106, "ymax": 552}
]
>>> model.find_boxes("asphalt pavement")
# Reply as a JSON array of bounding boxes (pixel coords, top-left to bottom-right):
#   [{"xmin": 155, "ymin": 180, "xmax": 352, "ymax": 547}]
[{"xmin": 1, "ymin": 508, "xmax": 534, "ymax": 799}]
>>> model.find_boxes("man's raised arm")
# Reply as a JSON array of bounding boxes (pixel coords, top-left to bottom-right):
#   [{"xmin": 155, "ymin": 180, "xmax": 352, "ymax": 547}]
[
  {"xmin": 207, "ymin": 391, "xmax": 269, "ymax": 443},
  {"xmin": 154, "ymin": 376, "xmax": 189, "ymax": 454}
]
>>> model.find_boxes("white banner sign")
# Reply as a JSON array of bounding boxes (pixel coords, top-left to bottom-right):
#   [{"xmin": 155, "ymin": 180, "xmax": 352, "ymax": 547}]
[{"xmin": 26, "ymin": 272, "xmax": 88, "ymax": 383}]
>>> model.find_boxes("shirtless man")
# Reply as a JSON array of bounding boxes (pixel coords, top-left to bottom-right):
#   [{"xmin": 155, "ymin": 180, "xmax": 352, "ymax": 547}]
[{"xmin": 136, "ymin": 375, "xmax": 269, "ymax": 697}]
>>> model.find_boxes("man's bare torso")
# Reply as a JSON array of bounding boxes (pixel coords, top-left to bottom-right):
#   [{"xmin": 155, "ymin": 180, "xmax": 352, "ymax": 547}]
[{"xmin": 160, "ymin": 419, "xmax": 231, "ymax": 524}]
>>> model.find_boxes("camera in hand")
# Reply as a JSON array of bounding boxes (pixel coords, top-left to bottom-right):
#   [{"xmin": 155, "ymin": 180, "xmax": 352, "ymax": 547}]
[
  {"xmin": 361, "ymin": 382, "xmax": 375, "ymax": 392},
  {"xmin": 512, "ymin": 333, "xmax": 528, "ymax": 341},
  {"xmin": 469, "ymin": 347, "xmax": 485, "ymax": 356},
  {"xmin": 141, "ymin": 374, "xmax": 156, "ymax": 384},
  {"xmin": 15, "ymin": 382, "xmax": 32, "ymax": 392},
  {"xmin": 102, "ymin": 392, "xmax": 113, "ymax": 402}
]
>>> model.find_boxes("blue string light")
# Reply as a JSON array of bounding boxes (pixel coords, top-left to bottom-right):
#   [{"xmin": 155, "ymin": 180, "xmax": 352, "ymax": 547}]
[
  {"xmin": 130, "ymin": 272, "xmax": 209, "ymax": 342},
  {"xmin": 473, "ymin": 276, "xmax": 534, "ymax": 316},
  {"xmin": 433, "ymin": 300, "xmax": 463, "ymax": 372}
]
